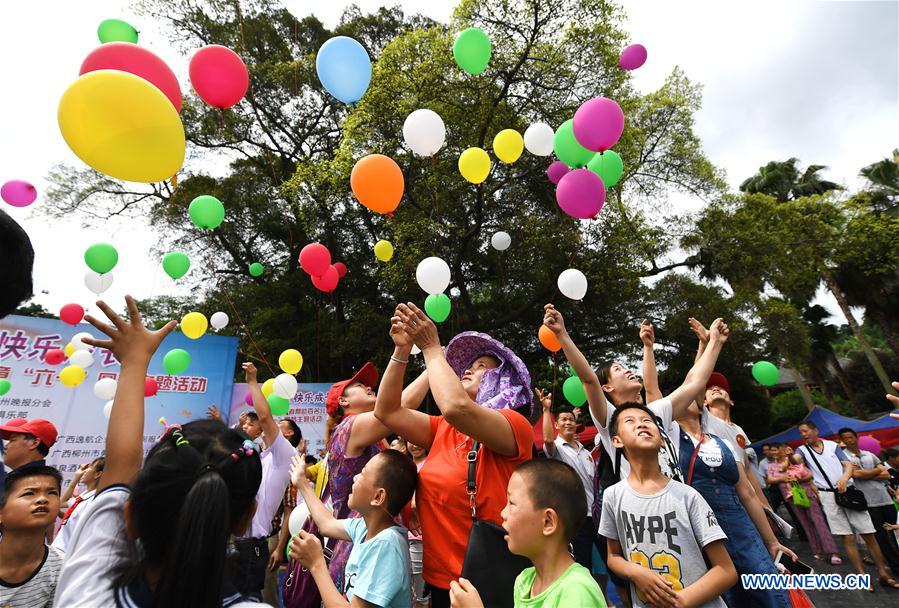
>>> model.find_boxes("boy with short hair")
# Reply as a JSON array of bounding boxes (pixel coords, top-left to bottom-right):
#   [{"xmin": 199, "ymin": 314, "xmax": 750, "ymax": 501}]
[
  {"xmin": 599, "ymin": 403, "xmax": 736, "ymax": 607},
  {"xmin": 0, "ymin": 465, "xmax": 65, "ymax": 607},
  {"xmin": 449, "ymin": 458, "xmax": 606, "ymax": 608},
  {"xmin": 289, "ymin": 449, "xmax": 416, "ymax": 608}
]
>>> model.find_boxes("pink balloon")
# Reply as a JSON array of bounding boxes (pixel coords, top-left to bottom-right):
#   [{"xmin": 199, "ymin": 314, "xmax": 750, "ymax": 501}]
[
  {"xmin": 619, "ymin": 44, "xmax": 647, "ymax": 71},
  {"xmin": 299, "ymin": 243, "xmax": 332, "ymax": 277},
  {"xmin": 546, "ymin": 161, "xmax": 570, "ymax": 185},
  {"xmin": 244, "ymin": 391, "xmax": 254, "ymax": 406},
  {"xmin": 80, "ymin": 43, "xmax": 182, "ymax": 112},
  {"xmin": 573, "ymin": 97, "xmax": 625, "ymax": 152},
  {"xmin": 857, "ymin": 435, "xmax": 881, "ymax": 455},
  {"xmin": 556, "ymin": 169, "xmax": 606, "ymax": 219},
  {"xmin": 189, "ymin": 45, "xmax": 249, "ymax": 110},
  {"xmin": 334, "ymin": 262, "xmax": 347, "ymax": 278},
  {"xmin": 311, "ymin": 265, "xmax": 339, "ymax": 292},
  {"xmin": 1, "ymin": 180, "xmax": 37, "ymax": 207}
]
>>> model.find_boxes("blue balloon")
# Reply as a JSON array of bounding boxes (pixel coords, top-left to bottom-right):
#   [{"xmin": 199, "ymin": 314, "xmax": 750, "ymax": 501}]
[{"xmin": 316, "ymin": 36, "xmax": 372, "ymax": 104}]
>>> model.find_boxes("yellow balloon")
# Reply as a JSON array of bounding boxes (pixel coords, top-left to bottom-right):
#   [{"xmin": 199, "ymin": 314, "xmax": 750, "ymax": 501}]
[
  {"xmin": 493, "ymin": 129, "xmax": 524, "ymax": 164},
  {"xmin": 458, "ymin": 147, "xmax": 491, "ymax": 184},
  {"xmin": 60, "ymin": 365, "xmax": 87, "ymax": 387},
  {"xmin": 58, "ymin": 70, "xmax": 185, "ymax": 183},
  {"xmin": 261, "ymin": 378, "xmax": 275, "ymax": 398},
  {"xmin": 181, "ymin": 312, "xmax": 209, "ymax": 340},
  {"xmin": 64, "ymin": 343, "xmax": 76, "ymax": 358},
  {"xmin": 279, "ymin": 349, "xmax": 304, "ymax": 375},
  {"xmin": 374, "ymin": 240, "xmax": 394, "ymax": 262}
]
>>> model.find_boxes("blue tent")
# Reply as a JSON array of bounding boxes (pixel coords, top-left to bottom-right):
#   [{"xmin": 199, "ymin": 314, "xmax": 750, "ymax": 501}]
[
  {"xmin": 754, "ymin": 406, "xmax": 868, "ymax": 447},
  {"xmin": 858, "ymin": 410, "xmax": 899, "ymax": 432}
]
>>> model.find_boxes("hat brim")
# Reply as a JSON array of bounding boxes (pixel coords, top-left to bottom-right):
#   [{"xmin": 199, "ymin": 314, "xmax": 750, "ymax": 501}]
[{"xmin": 444, "ymin": 332, "xmax": 531, "ymax": 408}]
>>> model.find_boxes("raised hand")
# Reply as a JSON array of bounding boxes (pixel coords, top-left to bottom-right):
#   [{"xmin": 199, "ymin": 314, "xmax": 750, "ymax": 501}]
[
  {"xmin": 390, "ymin": 308, "xmax": 413, "ymax": 348},
  {"xmin": 542, "ymin": 303, "xmax": 566, "ymax": 335},
  {"xmin": 888, "ymin": 381, "xmax": 899, "ymax": 412},
  {"xmin": 82, "ymin": 296, "xmax": 175, "ymax": 366},
  {"xmin": 207, "ymin": 403, "xmax": 222, "ymax": 421},
  {"xmin": 396, "ymin": 303, "xmax": 441, "ymax": 352},
  {"xmin": 535, "ymin": 387, "xmax": 553, "ymax": 412},
  {"xmin": 242, "ymin": 361, "xmax": 258, "ymax": 385},
  {"xmin": 640, "ymin": 319, "xmax": 655, "ymax": 347},
  {"xmin": 688, "ymin": 317, "xmax": 710, "ymax": 344},
  {"xmin": 289, "ymin": 452, "xmax": 307, "ymax": 489},
  {"xmin": 709, "ymin": 318, "xmax": 730, "ymax": 345}
]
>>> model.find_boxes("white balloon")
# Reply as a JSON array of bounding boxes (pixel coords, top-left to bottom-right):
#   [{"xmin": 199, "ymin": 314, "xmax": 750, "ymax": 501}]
[
  {"xmin": 71, "ymin": 332, "xmax": 95, "ymax": 351},
  {"xmin": 524, "ymin": 122, "xmax": 555, "ymax": 156},
  {"xmin": 103, "ymin": 399, "xmax": 114, "ymax": 419},
  {"xmin": 491, "ymin": 231, "xmax": 511, "ymax": 251},
  {"xmin": 70, "ymin": 349, "xmax": 95, "ymax": 368},
  {"xmin": 557, "ymin": 268, "xmax": 588, "ymax": 301},
  {"xmin": 84, "ymin": 270, "xmax": 114, "ymax": 294},
  {"xmin": 93, "ymin": 378, "xmax": 118, "ymax": 400},
  {"xmin": 288, "ymin": 500, "xmax": 310, "ymax": 535},
  {"xmin": 402, "ymin": 109, "xmax": 446, "ymax": 156},
  {"xmin": 415, "ymin": 257, "xmax": 451, "ymax": 295},
  {"xmin": 411, "ymin": 344, "xmax": 421, "ymax": 356},
  {"xmin": 210, "ymin": 311, "xmax": 229, "ymax": 330},
  {"xmin": 274, "ymin": 373, "xmax": 299, "ymax": 399}
]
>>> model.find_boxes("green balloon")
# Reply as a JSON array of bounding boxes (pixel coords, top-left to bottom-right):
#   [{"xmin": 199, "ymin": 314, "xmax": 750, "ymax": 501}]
[
  {"xmin": 562, "ymin": 375, "xmax": 587, "ymax": 407},
  {"xmin": 162, "ymin": 252, "xmax": 190, "ymax": 280},
  {"xmin": 163, "ymin": 348, "xmax": 191, "ymax": 375},
  {"xmin": 587, "ymin": 150, "xmax": 624, "ymax": 188},
  {"xmin": 752, "ymin": 361, "xmax": 779, "ymax": 387},
  {"xmin": 453, "ymin": 27, "xmax": 492, "ymax": 76},
  {"xmin": 553, "ymin": 120, "xmax": 594, "ymax": 168},
  {"xmin": 268, "ymin": 393, "xmax": 290, "ymax": 416},
  {"xmin": 188, "ymin": 195, "xmax": 225, "ymax": 230},
  {"xmin": 424, "ymin": 293, "xmax": 451, "ymax": 323},
  {"xmin": 0, "ymin": 379, "xmax": 11, "ymax": 396},
  {"xmin": 97, "ymin": 18, "xmax": 139, "ymax": 44},
  {"xmin": 84, "ymin": 243, "xmax": 119, "ymax": 274},
  {"xmin": 249, "ymin": 262, "xmax": 265, "ymax": 277}
]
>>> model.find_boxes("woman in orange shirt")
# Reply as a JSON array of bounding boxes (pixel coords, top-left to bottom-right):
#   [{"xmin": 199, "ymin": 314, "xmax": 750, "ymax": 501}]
[{"xmin": 374, "ymin": 303, "xmax": 534, "ymax": 608}]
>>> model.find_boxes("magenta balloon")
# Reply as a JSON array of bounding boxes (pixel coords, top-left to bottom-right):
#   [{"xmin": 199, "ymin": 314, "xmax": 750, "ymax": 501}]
[
  {"xmin": 573, "ymin": 97, "xmax": 625, "ymax": 152},
  {"xmin": 299, "ymin": 243, "xmax": 332, "ymax": 277},
  {"xmin": 857, "ymin": 435, "xmax": 881, "ymax": 454},
  {"xmin": 80, "ymin": 42, "xmax": 182, "ymax": 111},
  {"xmin": 244, "ymin": 391, "xmax": 253, "ymax": 406},
  {"xmin": 556, "ymin": 169, "xmax": 605, "ymax": 219},
  {"xmin": 619, "ymin": 44, "xmax": 647, "ymax": 71},
  {"xmin": 189, "ymin": 45, "xmax": 249, "ymax": 109},
  {"xmin": 546, "ymin": 161, "xmax": 570, "ymax": 185},
  {"xmin": 1, "ymin": 180, "xmax": 37, "ymax": 207},
  {"xmin": 312, "ymin": 265, "xmax": 340, "ymax": 292}
]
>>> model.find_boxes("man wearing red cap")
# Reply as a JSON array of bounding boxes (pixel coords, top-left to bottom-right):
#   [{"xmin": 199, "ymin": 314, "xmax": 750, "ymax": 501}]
[{"xmin": 0, "ymin": 418, "xmax": 58, "ymax": 502}]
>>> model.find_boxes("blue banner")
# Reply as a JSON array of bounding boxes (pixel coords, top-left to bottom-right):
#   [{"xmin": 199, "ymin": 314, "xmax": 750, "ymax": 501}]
[{"xmin": 0, "ymin": 314, "xmax": 238, "ymax": 486}]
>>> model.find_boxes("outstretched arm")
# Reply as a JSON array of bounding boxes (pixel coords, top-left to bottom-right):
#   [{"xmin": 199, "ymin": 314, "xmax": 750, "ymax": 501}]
[
  {"xmin": 244, "ymin": 362, "xmax": 279, "ymax": 448},
  {"xmin": 82, "ymin": 296, "xmax": 176, "ymax": 491},
  {"xmin": 289, "ymin": 453, "xmax": 350, "ymax": 541},
  {"xmin": 538, "ymin": 389, "xmax": 556, "ymax": 457},
  {"xmin": 543, "ymin": 304, "xmax": 610, "ymax": 427},
  {"xmin": 640, "ymin": 320, "xmax": 663, "ymax": 403},
  {"xmin": 666, "ymin": 318, "xmax": 729, "ymax": 419}
]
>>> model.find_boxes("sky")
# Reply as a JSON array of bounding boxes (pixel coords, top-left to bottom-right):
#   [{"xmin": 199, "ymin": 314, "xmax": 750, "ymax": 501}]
[{"xmin": 1, "ymin": 0, "xmax": 896, "ymax": 321}]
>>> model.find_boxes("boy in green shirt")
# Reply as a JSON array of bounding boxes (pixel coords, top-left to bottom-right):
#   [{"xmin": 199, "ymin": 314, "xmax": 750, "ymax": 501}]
[{"xmin": 450, "ymin": 459, "xmax": 606, "ymax": 607}]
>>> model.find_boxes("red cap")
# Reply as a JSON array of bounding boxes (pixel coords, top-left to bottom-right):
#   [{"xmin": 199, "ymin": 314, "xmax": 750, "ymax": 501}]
[
  {"xmin": 0, "ymin": 418, "xmax": 58, "ymax": 448},
  {"xmin": 325, "ymin": 362, "xmax": 379, "ymax": 418},
  {"xmin": 706, "ymin": 372, "xmax": 730, "ymax": 395}
]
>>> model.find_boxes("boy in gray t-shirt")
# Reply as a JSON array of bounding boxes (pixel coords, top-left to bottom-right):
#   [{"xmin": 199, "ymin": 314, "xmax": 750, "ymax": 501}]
[{"xmin": 599, "ymin": 403, "xmax": 736, "ymax": 608}]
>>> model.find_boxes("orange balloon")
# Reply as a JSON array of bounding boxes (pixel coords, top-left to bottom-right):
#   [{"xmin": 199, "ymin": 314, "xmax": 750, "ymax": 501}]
[
  {"xmin": 351, "ymin": 154, "xmax": 404, "ymax": 215},
  {"xmin": 538, "ymin": 325, "xmax": 561, "ymax": 352}
]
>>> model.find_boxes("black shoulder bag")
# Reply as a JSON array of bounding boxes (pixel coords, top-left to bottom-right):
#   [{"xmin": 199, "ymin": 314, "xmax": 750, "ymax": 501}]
[
  {"xmin": 460, "ymin": 441, "xmax": 532, "ymax": 608},
  {"xmin": 803, "ymin": 445, "xmax": 867, "ymax": 511}
]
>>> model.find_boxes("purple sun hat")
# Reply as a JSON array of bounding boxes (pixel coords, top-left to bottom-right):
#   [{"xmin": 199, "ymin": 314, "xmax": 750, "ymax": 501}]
[{"xmin": 444, "ymin": 331, "xmax": 533, "ymax": 417}]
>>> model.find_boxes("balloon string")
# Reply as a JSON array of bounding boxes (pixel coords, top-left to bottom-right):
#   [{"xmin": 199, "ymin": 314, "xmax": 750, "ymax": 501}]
[{"xmin": 551, "ymin": 351, "xmax": 558, "ymax": 411}]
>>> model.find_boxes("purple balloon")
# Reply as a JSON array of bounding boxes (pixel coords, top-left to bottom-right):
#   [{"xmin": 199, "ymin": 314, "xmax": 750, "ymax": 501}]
[
  {"xmin": 546, "ymin": 161, "xmax": 570, "ymax": 185},
  {"xmin": 619, "ymin": 44, "xmax": 647, "ymax": 71},
  {"xmin": 244, "ymin": 391, "xmax": 253, "ymax": 406},
  {"xmin": 556, "ymin": 169, "xmax": 606, "ymax": 219},
  {"xmin": 1, "ymin": 180, "xmax": 37, "ymax": 207},
  {"xmin": 573, "ymin": 97, "xmax": 625, "ymax": 153}
]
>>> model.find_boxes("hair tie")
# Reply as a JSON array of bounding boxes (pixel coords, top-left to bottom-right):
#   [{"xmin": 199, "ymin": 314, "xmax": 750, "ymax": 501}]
[{"xmin": 197, "ymin": 463, "xmax": 217, "ymax": 478}]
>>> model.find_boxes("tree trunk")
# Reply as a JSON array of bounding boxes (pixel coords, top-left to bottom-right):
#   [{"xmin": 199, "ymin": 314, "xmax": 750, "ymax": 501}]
[
  {"xmin": 821, "ymin": 268, "xmax": 897, "ymax": 396},
  {"xmin": 786, "ymin": 360, "xmax": 816, "ymax": 412},
  {"xmin": 874, "ymin": 311, "xmax": 899, "ymax": 361},
  {"xmin": 828, "ymin": 351, "xmax": 865, "ymax": 417}
]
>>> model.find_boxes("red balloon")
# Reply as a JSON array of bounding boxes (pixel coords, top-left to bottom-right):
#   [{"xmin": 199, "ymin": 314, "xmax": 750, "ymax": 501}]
[
  {"xmin": 311, "ymin": 265, "xmax": 339, "ymax": 292},
  {"xmin": 334, "ymin": 262, "xmax": 347, "ymax": 278},
  {"xmin": 59, "ymin": 303, "xmax": 85, "ymax": 325},
  {"xmin": 299, "ymin": 243, "xmax": 331, "ymax": 277},
  {"xmin": 44, "ymin": 349, "xmax": 66, "ymax": 365},
  {"xmin": 189, "ymin": 45, "xmax": 249, "ymax": 110},
  {"xmin": 80, "ymin": 42, "xmax": 182, "ymax": 112},
  {"xmin": 145, "ymin": 377, "xmax": 159, "ymax": 397}
]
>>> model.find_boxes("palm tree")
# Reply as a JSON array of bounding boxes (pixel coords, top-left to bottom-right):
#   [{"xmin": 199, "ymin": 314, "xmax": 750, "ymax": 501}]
[
  {"xmin": 740, "ymin": 158, "xmax": 842, "ymax": 202},
  {"xmin": 859, "ymin": 149, "xmax": 899, "ymax": 213},
  {"xmin": 803, "ymin": 305, "xmax": 864, "ymax": 416}
]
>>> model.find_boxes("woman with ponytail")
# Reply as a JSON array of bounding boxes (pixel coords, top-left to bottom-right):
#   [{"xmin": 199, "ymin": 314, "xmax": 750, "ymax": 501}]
[{"xmin": 53, "ymin": 296, "xmax": 267, "ymax": 608}]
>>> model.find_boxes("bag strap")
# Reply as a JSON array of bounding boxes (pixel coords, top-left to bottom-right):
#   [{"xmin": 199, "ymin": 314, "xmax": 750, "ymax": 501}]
[
  {"xmin": 686, "ymin": 434, "xmax": 705, "ymax": 486},
  {"xmin": 802, "ymin": 443, "xmax": 836, "ymax": 490},
  {"xmin": 467, "ymin": 440, "xmax": 480, "ymax": 521}
]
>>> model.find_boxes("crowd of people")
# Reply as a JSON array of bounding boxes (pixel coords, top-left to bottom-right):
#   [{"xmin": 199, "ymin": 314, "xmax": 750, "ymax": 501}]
[{"xmin": 1, "ymin": 295, "xmax": 899, "ymax": 608}]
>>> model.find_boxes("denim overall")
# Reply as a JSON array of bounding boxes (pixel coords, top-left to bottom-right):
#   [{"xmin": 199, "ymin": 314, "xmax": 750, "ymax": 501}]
[{"xmin": 678, "ymin": 430, "xmax": 789, "ymax": 608}]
